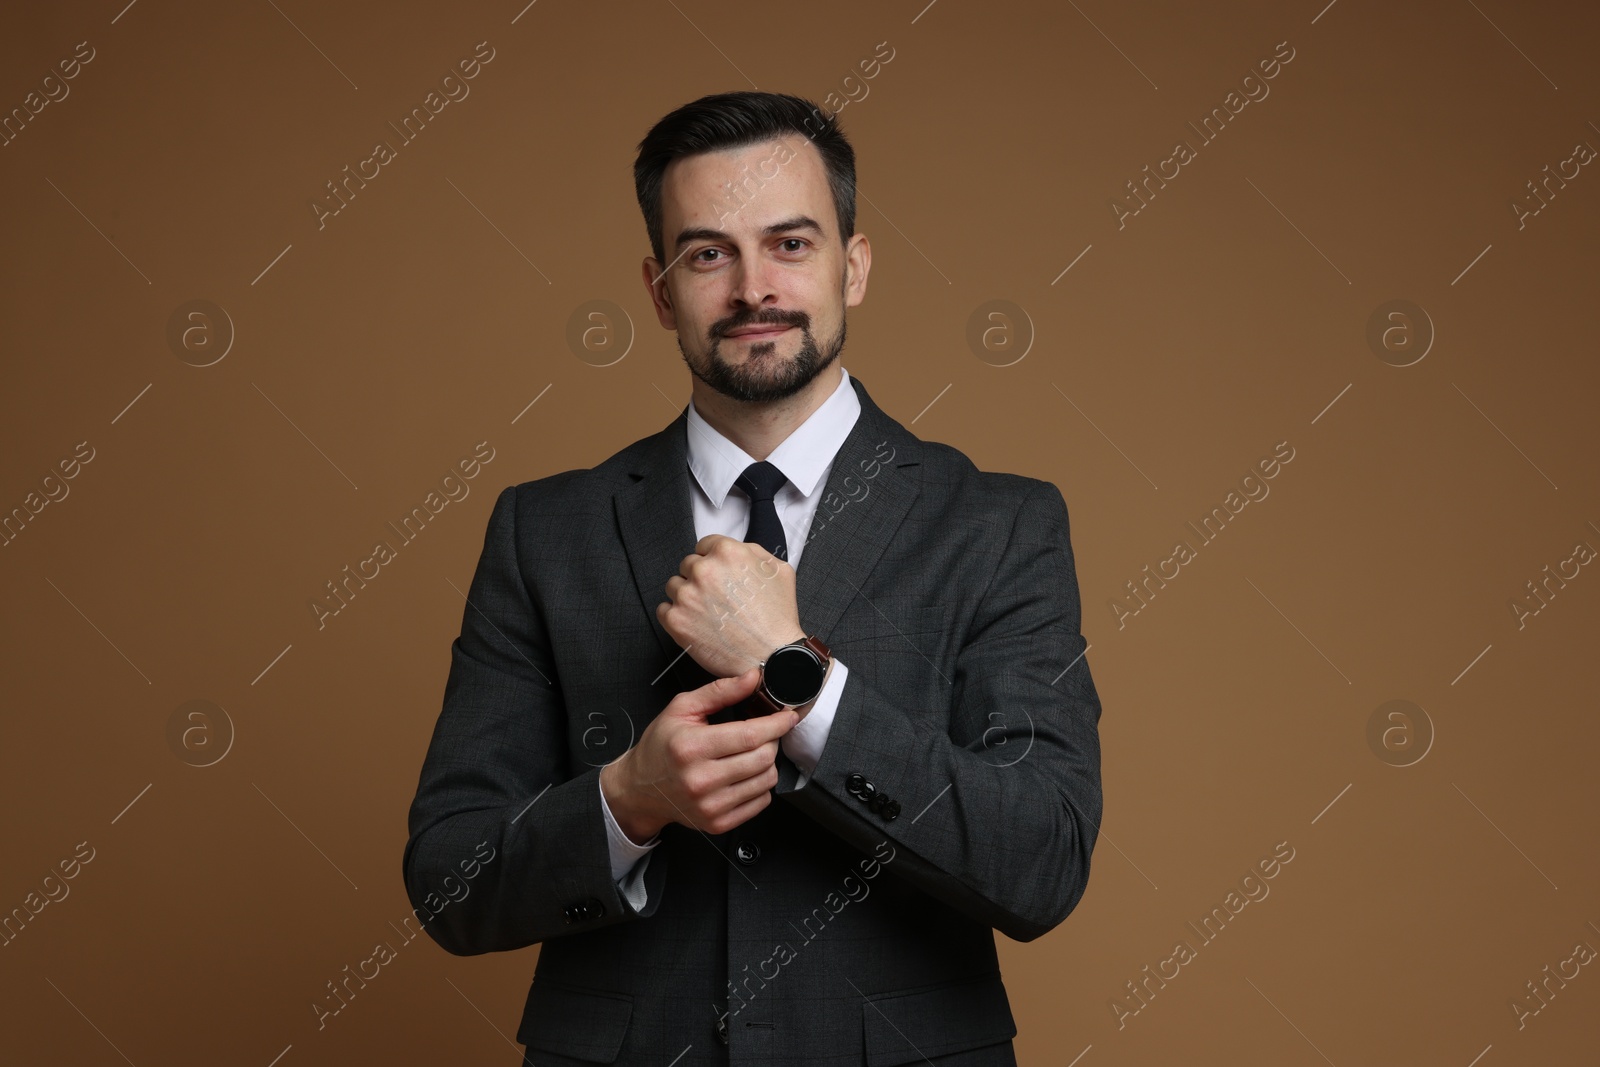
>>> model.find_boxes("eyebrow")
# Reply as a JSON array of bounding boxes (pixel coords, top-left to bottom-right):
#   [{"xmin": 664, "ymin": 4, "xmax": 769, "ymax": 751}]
[{"xmin": 673, "ymin": 214, "xmax": 826, "ymax": 250}]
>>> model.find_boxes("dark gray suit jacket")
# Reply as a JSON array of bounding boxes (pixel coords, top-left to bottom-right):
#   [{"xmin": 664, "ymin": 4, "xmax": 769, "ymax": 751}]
[{"xmin": 403, "ymin": 374, "xmax": 1103, "ymax": 1065}]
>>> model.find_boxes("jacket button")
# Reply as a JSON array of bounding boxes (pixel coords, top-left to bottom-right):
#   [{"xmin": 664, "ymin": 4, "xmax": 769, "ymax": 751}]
[
  {"xmin": 869, "ymin": 792, "xmax": 889, "ymax": 814},
  {"xmin": 845, "ymin": 772, "xmax": 866, "ymax": 793},
  {"xmin": 715, "ymin": 1014, "xmax": 730, "ymax": 1046},
  {"xmin": 581, "ymin": 897, "xmax": 606, "ymax": 920},
  {"xmin": 734, "ymin": 840, "xmax": 761, "ymax": 865},
  {"xmin": 883, "ymin": 799, "xmax": 901, "ymax": 820},
  {"xmin": 562, "ymin": 904, "xmax": 578, "ymax": 924}
]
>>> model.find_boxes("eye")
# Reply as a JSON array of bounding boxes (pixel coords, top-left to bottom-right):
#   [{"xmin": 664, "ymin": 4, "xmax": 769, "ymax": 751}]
[
  {"xmin": 779, "ymin": 238, "xmax": 807, "ymax": 252},
  {"xmin": 693, "ymin": 248, "xmax": 722, "ymax": 263}
]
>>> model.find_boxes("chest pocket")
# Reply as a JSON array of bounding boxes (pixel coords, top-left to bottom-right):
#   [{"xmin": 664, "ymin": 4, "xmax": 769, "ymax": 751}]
[
  {"xmin": 828, "ymin": 597, "xmax": 958, "ymax": 712},
  {"xmin": 833, "ymin": 595, "xmax": 948, "ymax": 643}
]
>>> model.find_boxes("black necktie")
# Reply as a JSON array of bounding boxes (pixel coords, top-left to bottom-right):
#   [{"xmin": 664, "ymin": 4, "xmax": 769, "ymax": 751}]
[{"xmin": 735, "ymin": 461, "xmax": 789, "ymax": 562}]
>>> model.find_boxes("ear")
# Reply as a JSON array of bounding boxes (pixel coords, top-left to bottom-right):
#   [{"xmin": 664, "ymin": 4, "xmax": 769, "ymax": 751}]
[
  {"xmin": 641, "ymin": 258, "xmax": 678, "ymax": 329},
  {"xmin": 843, "ymin": 233, "xmax": 871, "ymax": 309}
]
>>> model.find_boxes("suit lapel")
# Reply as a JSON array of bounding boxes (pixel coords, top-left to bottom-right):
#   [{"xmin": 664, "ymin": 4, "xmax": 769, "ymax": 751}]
[
  {"xmin": 614, "ymin": 375, "xmax": 923, "ymax": 696},
  {"xmin": 791, "ymin": 379, "xmax": 922, "ymax": 641},
  {"xmin": 614, "ymin": 406, "xmax": 701, "ymax": 679}
]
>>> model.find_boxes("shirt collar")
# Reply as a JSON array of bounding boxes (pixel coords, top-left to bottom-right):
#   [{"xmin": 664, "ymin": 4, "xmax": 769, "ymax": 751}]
[{"xmin": 685, "ymin": 364, "xmax": 858, "ymax": 507}]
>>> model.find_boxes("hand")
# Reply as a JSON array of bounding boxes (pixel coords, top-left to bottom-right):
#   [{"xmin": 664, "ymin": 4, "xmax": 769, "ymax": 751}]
[
  {"xmin": 600, "ymin": 668, "xmax": 799, "ymax": 843},
  {"xmin": 659, "ymin": 534, "xmax": 804, "ymax": 678}
]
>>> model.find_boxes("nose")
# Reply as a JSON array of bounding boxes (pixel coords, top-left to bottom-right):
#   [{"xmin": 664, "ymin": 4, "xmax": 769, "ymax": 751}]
[{"xmin": 730, "ymin": 255, "xmax": 780, "ymax": 312}]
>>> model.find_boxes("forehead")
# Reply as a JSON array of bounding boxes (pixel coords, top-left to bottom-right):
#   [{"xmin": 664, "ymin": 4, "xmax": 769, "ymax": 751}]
[{"xmin": 661, "ymin": 135, "xmax": 834, "ymax": 239}]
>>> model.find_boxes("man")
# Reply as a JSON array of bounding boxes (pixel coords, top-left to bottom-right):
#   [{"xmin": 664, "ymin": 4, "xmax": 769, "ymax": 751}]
[{"xmin": 403, "ymin": 91, "xmax": 1103, "ymax": 1065}]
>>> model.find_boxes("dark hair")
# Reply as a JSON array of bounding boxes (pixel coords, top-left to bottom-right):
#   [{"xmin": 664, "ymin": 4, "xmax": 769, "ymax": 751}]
[{"xmin": 633, "ymin": 91, "xmax": 857, "ymax": 267}]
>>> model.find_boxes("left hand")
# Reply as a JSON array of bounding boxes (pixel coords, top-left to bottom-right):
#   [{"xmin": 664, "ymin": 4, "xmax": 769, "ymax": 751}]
[{"xmin": 659, "ymin": 535, "xmax": 805, "ymax": 679}]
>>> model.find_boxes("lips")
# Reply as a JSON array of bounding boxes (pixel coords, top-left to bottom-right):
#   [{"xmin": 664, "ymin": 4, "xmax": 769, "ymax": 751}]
[{"xmin": 725, "ymin": 324, "xmax": 793, "ymax": 339}]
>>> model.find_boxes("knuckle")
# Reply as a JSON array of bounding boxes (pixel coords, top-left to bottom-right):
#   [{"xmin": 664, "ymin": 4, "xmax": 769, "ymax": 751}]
[{"xmin": 665, "ymin": 735, "xmax": 688, "ymax": 762}]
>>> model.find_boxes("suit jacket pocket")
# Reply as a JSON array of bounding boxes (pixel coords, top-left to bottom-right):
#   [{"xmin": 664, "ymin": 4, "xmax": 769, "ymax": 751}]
[
  {"xmin": 516, "ymin": 978, "xmax": 633, "ymax": 1063},
  {"xmin": 862, "ymin": 971, "xmax": 1017, "ymax": 1067},
  {"xmin": 836, "ymin": 599, "xmax": 950, "ymax": 651}
]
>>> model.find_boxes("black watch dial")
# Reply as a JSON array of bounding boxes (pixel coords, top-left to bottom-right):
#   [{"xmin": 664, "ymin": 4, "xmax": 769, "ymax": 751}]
[{"xmin": 763, "ymin": 644, "xmax": 826, "ymax": 706}]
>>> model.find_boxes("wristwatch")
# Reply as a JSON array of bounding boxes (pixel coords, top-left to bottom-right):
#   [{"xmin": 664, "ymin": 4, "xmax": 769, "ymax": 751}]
[{"xmin": 752, "ymin": 634, "xmax": 832, "ymax": 714}]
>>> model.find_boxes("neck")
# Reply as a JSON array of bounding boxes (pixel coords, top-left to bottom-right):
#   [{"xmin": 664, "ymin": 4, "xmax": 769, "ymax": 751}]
[{"xmin": 690, "ymin": 364, "xmax": 843, "ymax": 462}]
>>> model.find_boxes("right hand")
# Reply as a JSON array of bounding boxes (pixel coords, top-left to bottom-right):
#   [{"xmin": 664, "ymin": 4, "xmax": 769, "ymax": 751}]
[{"xmin": 599, "ymin": 667, "xmax": 798, "ymax": 843}]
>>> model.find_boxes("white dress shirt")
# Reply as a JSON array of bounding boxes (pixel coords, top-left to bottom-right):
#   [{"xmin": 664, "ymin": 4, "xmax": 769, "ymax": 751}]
[{"xmin": 598, "ymin": 364, "xmax": 860, "ymax": 910}]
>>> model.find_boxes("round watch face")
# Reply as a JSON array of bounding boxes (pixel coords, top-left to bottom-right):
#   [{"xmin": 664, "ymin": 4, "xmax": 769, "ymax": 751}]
[{"xmin": 763, "ymin": 644, "xmax": 826, "ymax": 706}]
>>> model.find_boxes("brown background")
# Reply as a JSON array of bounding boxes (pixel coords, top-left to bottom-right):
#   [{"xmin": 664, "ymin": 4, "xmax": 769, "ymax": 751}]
[{"xmin": 3, "ymin": 0, "xmax": 1598, "ymax": 1063}]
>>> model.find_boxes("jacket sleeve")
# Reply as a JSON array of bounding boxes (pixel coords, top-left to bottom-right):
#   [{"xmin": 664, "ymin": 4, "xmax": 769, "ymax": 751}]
[
  {"xmin": 774, "ymin": 480, "xmax": 1103, "ymax": 943},
  {"xmin": 402, "ymin": 483, "xmax": 667, "ymax": 955}
]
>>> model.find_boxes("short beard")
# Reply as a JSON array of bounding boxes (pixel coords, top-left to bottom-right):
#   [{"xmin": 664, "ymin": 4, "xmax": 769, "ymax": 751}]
[{"xmin": 679, "ymin": 311, "xmax": 846, "ymax": 404}]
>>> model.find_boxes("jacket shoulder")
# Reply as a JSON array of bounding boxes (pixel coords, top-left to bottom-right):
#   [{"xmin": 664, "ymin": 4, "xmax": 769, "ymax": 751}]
[
  {"xmin": 497, "ymin": 427, "xmax": 668, "ymax": 507},
  {"xmin": 912, "ymin": 438, "xmax": 1062, "ymax": 510}
]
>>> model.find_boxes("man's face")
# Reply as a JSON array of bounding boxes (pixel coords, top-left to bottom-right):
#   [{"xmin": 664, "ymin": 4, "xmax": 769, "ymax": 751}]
[{"xmin": 643, "ymin": 136, "xmax": 869, "ymax": 404}]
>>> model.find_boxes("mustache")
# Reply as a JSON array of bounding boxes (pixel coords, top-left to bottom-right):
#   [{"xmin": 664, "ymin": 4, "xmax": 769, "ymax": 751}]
[{"xmin": 715, "ymin": 311, "xmax": 807, "ymax": 337}]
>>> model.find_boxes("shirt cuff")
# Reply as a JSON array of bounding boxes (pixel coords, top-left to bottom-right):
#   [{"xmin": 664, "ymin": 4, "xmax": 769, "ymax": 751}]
[
  {"xmin": 780, "ymin": 657, "xmax": 847, "ymax": 790},
  {"xmin": 599, "ymin": 772, "xmax": 659, "ymax": 909}
]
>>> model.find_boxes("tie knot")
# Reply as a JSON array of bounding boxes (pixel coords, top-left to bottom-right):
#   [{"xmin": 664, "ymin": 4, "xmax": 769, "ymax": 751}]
[{"xmin": 735, "ymin": 461, "xmax": 787, "ymax": 504}]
